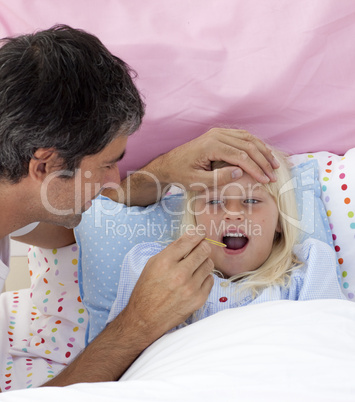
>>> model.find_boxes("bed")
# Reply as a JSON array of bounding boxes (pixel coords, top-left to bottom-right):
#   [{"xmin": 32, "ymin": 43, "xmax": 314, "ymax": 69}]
[{"xmin": 1, "ymin": 0, "xmax": 355, "ymax": 400}]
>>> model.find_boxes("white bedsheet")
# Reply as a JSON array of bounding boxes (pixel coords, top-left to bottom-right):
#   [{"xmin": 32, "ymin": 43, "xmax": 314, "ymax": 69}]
[{"xmin": 1, "ymin": 299, "xmax": 355, "ymax": 401}]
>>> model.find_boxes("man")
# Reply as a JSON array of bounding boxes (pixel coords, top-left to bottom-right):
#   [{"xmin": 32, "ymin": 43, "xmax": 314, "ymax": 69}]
[{"xmin": 0, "ymin": 25, "xmax": 278, "ymax": 389}]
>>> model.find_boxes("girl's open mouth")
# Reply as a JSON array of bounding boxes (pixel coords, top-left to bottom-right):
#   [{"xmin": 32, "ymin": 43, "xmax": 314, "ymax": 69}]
[{"xmin": 222, "ymin": 232, "xmax": 249, "ymax": 251}]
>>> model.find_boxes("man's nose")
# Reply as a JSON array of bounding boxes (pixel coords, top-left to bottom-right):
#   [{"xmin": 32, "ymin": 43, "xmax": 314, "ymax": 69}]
[{"xmin": 103, "ymin": 165, "xmax": 121, "ymax": 190}]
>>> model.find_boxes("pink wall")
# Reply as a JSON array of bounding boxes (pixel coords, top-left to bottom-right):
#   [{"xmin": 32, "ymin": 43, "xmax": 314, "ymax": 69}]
[{"xmin": 1, "ymin": 0, "xmax": 354, "ymax": 177}]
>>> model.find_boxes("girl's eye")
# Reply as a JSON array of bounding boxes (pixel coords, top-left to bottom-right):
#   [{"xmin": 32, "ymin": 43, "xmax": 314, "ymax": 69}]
[
  {"xmin": 208, "ymin": 199, "xmax": 222, "ymax": 205},
  {"xmin": 244, "ymin": 199, "xmax": 258, "ymax": 204}
]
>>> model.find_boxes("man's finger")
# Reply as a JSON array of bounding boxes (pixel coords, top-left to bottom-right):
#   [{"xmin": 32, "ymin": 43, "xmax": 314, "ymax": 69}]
[
  {"xmin": 200, "ymin": 273, "xmax": 214, "ymax": 296},
  {"xmin": 212, "ymin": 141, "xmax": 276, "ymax": 182},
  {"xmin": 213, "ymin": 129, "xmax": 280, "ymax": 170},
  {"xmin": 202, "ymin": 129, "xmax": 279, "ymax": 180},
  {"xmin": 182, "ymin": 240, "xmax": 211, "ymax": 273},
  {"xmin": 163, "ymin": 230, "xmax": 206, "ymax": 262},
  {"xmin": 189, "ymin": 158, "xmax": 268, "ymax": 191},
  {"xmin": 192, "ymin": 257, "xmax": 214, "ymax": 282}
]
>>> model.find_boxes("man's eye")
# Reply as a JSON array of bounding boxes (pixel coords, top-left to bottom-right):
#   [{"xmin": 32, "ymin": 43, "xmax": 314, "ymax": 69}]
[{"xmin": 244, "ymin": 199, "xmax": 258, "ymax": 204}]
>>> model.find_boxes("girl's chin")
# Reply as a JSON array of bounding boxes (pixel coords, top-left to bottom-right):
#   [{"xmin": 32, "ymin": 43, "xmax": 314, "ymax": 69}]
[{"xmin": 215, "ymin": 261, "xmax": 245, "ymax": 279}]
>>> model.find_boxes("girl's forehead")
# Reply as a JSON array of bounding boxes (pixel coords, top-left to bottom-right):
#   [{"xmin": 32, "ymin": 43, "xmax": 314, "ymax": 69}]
[
  {"xmin": 204, "ymin": 172, "xmax": 266, "ymax": 194},
  {"xmin": 204, "ymin": 183, "xmax": 266, "ymax": 196}
]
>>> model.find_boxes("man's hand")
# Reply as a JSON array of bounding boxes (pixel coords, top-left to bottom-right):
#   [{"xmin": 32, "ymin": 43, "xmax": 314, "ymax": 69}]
[
  {"xmin": 158, "ymin": 128, "xmax": 279, "ymax": 190},
  {"xmin": 43, "ymin": 231, "xmax": 213, "ymax": 387},
  {"xmin": 103, "ymin": 128, "xmax": 280, "ymax": 206},
  {"xmin": 122, "ymin": 231, "xmax": 214, "ymax": 342}
]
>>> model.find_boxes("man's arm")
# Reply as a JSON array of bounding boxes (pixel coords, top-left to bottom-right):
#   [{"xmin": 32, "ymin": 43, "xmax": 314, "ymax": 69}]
[
  {"xmin": 103, "ymin": 128, "xmax": 280, "ymax": 206},
  {"xmin": 42, "ymin": 231, "xmax": 214, "ymax": 386}
]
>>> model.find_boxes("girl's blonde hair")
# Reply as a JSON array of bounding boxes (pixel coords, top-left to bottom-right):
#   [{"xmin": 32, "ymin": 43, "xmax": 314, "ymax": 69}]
[{"xmin": 180, "ymin": 147, "xmax": 302, "ymax": 297}]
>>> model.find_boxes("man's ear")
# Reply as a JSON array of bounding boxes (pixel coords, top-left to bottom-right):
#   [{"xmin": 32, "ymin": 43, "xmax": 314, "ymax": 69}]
[{"xmin": 28, "ymin": 148, "xmax": 65, "ymax": 182}]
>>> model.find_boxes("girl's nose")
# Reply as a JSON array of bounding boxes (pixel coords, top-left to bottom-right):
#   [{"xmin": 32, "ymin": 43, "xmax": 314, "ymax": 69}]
[{"xmin": 223, "ymin": 204, "xmax": 245, "ymax": 221}]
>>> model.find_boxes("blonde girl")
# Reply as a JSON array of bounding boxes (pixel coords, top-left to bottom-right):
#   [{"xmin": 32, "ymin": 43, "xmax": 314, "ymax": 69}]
[
  {"xmin": 108, "ymin": 147, "xmax": 345, "ymax": 329},
  {"xmin": 180, "ymin": 149, "xmax": 300, "ymax": 297}
]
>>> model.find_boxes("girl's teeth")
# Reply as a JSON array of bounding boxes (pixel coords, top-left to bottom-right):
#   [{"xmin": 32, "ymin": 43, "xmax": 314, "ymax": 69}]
[{"xmin": 224, "ymin": 233, "xmax": 245, "ymax": 237}]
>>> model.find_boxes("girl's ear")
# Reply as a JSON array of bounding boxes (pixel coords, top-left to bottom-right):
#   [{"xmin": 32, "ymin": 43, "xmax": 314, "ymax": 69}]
[
  {"xmin": 275, "ymin": 219, "xmax": 282, "ymax": 237},
  {"xmin": 28, "ymin": 148, "xmax": 64, "ymax": 182},
  {"xmin": 274, "ymin": 231, "xmax": 281, "ymax": 241}
]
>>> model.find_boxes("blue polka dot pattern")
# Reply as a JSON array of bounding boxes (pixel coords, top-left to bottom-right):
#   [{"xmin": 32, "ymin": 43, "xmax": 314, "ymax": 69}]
[{"xmin": 75, "ymin": 194, "xmax": 184, "ymax": 344}]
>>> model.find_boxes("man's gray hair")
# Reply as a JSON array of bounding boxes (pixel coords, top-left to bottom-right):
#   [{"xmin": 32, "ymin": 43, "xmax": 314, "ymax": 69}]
[{"xmin": 0, "ymin": 24, "xmax": 145, "ymax": 183}]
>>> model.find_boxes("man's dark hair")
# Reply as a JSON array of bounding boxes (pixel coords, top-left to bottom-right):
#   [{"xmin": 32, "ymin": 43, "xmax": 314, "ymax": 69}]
[{"xmin": 0, "ymin": 24, "xmax": 145, "ymax": 182}]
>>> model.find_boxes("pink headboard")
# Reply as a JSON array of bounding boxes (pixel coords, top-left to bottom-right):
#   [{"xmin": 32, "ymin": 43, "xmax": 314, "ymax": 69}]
[{"xmin": 1, "ymin": 0, "xmax": 354, "ymax": 178}]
